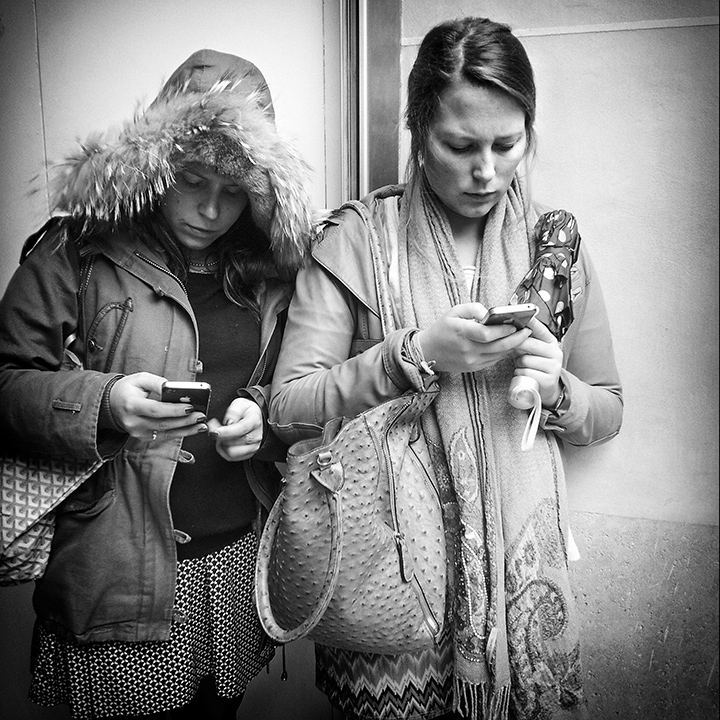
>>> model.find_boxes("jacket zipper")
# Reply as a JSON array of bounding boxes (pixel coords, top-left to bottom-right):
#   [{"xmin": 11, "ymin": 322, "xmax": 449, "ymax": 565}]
[{"xmin": 135, "ymin": 252, "xmax": 188, "ymax": 297}]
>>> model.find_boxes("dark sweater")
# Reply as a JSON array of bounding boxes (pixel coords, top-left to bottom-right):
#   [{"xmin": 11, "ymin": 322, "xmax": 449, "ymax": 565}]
[{"xmin": 170, "ymin": 272, "xmax": 260, "ymax": 559}]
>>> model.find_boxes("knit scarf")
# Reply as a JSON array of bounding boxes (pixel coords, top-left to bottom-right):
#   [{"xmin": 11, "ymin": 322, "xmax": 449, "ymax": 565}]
[{"xmin": 389, "ymin": 173, "xmax": 586, "ymax": 719}]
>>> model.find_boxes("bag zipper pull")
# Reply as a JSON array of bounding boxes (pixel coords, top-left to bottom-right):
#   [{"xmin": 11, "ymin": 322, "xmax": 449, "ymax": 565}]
[{"xmin": 395, "ymin": 532, "xmax": 414, "ymax": 582}]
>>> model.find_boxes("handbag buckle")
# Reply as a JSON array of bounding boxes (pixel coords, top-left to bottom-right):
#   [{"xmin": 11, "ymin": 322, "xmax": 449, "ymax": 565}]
[{"xmin": 316, "ymin": 451, "xmax": 334, "ymax": 467}]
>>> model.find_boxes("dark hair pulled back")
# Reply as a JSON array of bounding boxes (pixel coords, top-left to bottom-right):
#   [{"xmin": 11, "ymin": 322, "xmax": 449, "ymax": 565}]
[{"xmin": 406, "ymin": 17, "xmax": 536, "ymax": 174}]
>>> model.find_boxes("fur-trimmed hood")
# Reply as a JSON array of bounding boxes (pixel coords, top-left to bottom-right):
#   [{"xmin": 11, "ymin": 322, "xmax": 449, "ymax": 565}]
[{"xmin": 49, "ymin": 49, "xmax": 315, "ymax": 273}]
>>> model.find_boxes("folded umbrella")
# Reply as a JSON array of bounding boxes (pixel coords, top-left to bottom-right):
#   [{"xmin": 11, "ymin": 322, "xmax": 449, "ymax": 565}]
[
  {"xmin": 511, "ymin": 209, "xmax": 582, "ymax": 341},
  {"xmin": 507, "ymin": 209, "xmax": 582, "ymax": 450}
]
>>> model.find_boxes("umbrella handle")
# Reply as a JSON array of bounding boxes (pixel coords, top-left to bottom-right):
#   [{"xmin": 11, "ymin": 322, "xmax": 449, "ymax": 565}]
[{"xmin": 507, "ymin": 375, "xmax": 542, "ymax": 451}]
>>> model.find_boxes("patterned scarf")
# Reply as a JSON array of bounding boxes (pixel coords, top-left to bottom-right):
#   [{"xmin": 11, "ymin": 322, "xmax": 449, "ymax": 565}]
[{"xmin": 390, "ymin": 172, "xmax": 586, "ymax": 719}]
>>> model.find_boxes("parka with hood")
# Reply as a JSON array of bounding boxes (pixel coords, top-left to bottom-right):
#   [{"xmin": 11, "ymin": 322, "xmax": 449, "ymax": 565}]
[{"xmin": 0, "ymin": 49, "xmax": 314, "ymax": 644}]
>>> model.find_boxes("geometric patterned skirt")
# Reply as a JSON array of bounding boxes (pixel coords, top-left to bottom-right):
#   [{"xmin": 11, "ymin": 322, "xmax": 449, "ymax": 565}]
[
  {"xmin": 29, "ymin": 531, "xmax": 275, "ymax": 719},
  {"xmin": 315, "ymin": 629, "xmax": 455, "ymax": 719}
]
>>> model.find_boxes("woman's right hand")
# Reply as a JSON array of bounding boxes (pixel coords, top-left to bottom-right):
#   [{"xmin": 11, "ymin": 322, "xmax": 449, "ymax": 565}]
[
  {"xmin": 416, "ymin": 303, "xmax": 531, "ymax": 374},
  {"xmin": 109, "ymin": 372, "xmax": 208, "ymax": 441}
]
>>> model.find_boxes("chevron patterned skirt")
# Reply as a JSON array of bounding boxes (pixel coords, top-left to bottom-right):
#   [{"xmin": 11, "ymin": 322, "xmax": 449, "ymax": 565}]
[{"xmin": 315, "ymin": 630, "xmax": 455, "ymax": 719}]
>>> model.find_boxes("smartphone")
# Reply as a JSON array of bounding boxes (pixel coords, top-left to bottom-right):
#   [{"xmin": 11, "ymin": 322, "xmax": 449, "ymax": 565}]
[
  {"xmin": 160, "ymin": 381, "xmax": 212, "ymax": 415},
  {"xmin": 481, "ymin": 303, "xmax": 539, "ymax": 330}
]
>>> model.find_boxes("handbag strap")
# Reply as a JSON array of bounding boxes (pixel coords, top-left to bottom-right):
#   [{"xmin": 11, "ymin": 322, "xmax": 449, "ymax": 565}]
[
  {"xmin": 343, "ymin": 200, "xmax": 397, "ymax": 337},
  {"xmin": 255, "ymin": 460, "xmax": 344, "ymax": 643}
]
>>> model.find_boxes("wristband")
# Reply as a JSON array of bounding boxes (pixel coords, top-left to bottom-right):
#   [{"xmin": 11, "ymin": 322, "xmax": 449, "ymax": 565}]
[
  {"xmin": 548, "ymin": 381, "xmax": 568, "ymax": 416},
  {"xmin": 402, "ymin": 330, "xmax": 436, "ymax": 377},
  {"xmin": 400, "ymin": 330, "xmax": 436, "ymax": 378}
]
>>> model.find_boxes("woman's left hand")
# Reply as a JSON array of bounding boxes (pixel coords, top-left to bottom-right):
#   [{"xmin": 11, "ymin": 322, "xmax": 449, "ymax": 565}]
[
  {"xmin": 206, "ymin": 398, "xmax": 264, "ymax": 462},
  {"xmin": 512, "ymin": 318, "xmax": 564, "ymax": 407}
]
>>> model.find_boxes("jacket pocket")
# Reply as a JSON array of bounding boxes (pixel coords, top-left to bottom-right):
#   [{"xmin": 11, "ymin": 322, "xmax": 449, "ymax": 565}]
[
  {"xmin": 61, "ymin": 489, "xmax": 115, "ymax": 519},
  {"xmin": 60, "ymin": 463, "xmax": 116, "ymax": 516},
  {"xmin": 85, "ymin": 298, "xmax": 134, "ymax": 373}
]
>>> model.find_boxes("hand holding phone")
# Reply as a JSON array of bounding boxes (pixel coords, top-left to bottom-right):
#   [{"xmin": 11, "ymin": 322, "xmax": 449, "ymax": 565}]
[
  {"xmin": 160, "ymin": 381, "xmax": 212, "ymax": 416},
  {"xmin": 481, "ymin": 303, "xmax": 538, "ymax": 330}
]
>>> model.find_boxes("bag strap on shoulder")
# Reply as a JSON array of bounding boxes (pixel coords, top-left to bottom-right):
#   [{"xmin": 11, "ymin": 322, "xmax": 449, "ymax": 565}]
[{"xmin": 339, "ymin": 200, "xmax": 397, "ymax": 338}]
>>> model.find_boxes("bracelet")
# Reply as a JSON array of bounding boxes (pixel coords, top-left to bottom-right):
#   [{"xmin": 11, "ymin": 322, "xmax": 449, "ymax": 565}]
[
  {"xmin": 548, "ymin": 381, "xmax": 567, "ymax": 415},
  {"xmin": 402, "ymin": 330, "xmax": 436, "ymax": 377},
  {"xmin": 100, "ymin": 375, "xmax": 126, "ymax": 433}
]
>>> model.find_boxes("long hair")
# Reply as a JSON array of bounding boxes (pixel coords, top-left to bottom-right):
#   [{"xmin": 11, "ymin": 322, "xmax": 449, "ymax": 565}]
[{"xmin": 148, "ymin": 205, "xmax": 275, "ymax": 319}]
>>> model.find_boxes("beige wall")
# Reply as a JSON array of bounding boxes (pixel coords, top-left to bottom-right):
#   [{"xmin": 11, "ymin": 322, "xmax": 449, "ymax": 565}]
[
  {"xmin": 0, "ymin": 1, "xmax": 341, "ymax": 718},
  {"xmin": 400, "ymin": 1, "xmax": 718, "ymax": 717}
]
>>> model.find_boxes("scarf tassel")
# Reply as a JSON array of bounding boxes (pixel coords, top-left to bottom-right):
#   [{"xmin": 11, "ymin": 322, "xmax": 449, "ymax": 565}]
[{"xmin": 453, "ymin": 678, "xmax": 511, "ymax": 720}]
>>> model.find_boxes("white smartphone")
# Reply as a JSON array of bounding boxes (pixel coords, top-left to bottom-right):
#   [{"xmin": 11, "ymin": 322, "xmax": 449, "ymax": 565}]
[
  {"xmin": 160, "ymin": 381, "xmax": 212, "ymax": 415},
  {"xmin": 481, "ymin": 303, "xmax": 539, "ymax": 330}
]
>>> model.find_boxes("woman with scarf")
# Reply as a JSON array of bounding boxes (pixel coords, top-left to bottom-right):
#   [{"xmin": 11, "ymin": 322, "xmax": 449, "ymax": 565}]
[
  {"xmin": 0, "ymin": 49, "xmax": 314, "ymax": 719},
  {"xmin": 269, "ymin": 17, "xmax": 622, "ymax": 720}
]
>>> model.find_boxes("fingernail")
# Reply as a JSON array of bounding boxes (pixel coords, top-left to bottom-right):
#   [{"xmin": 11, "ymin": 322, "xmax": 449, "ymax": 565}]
[
  {"xmin": 185, "ymin": 407, "xmax": 194, "ymax": 415},
  {"xmin": 196, "ymin": 415, "xmax": 207, "ymax": 424},
  {"xmin": 208, "ymin": 430, "xmax": 218, "ymax": 439},
  {"xmin": 197, "ymin": 424, "xmax": 208, "ymax": 433}
]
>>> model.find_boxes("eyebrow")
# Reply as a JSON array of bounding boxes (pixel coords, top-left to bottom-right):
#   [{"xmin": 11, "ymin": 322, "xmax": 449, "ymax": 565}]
[{"xmin": 441, "ymin": 129, "xmax": 525, "ymax": 143}]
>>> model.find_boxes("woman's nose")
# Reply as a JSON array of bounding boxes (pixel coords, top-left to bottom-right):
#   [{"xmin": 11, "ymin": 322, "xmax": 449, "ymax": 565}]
[
  {"xmin": 199, "ymin": 192, "xmax": 220, "ymax": 220},
  {"xmin": 472, "ymin": 152, "xmax": 495, "ymax": 182}
]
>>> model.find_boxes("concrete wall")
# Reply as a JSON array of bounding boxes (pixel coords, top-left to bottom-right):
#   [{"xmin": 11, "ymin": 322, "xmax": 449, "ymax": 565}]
[
  {"xmin": 399, "ymin": 2, "xmax": 719, "ymax": 718},
  {"xmin": 0, "ymin": 1, "xmax": 342, "ymax": 718}
]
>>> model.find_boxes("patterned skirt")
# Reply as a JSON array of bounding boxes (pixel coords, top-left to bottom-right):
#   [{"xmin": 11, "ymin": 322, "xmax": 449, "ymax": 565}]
[
  {"xmin": 29, "ymin": 532, "xmax": 275, "ymax": 719},
  {"xmin": 315, "ymin": 630, "xmax": 455, "ymax": 720}
]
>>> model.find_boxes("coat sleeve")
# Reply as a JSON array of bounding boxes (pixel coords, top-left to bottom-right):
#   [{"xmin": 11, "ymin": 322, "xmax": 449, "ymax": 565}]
[
  {"xmin": 540, "ymin": 245, "xmax": 624, "ymax": 446},
  {"xmin": 0, "ymin": 230, "xmax": 123, "ymax": 460},
  {"xmin": 269, "ymin": 251, "xmax": 419, "ymax": 446}
]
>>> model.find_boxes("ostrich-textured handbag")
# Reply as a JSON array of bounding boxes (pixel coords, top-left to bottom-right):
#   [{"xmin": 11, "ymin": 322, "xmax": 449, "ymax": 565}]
[
  {"xmin": 1, "ymin": 451, "xmax": 101, "ymax": 585},
  {"xmin": 255, "ymin": 202, "xmax": 446, "ymax": 654}
]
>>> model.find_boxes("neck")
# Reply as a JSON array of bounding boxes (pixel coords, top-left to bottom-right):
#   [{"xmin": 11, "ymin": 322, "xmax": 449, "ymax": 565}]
[
  {"xmin": 182, "ymin": 245, "xmax": 219, "ymax": 264},
  {"xmin": 182, "ymin": 246, "xmax": 221, "ymax": 274},
  {"xmin": 448, "ymin": 214, "xmax": 487, "ymax": 267}
]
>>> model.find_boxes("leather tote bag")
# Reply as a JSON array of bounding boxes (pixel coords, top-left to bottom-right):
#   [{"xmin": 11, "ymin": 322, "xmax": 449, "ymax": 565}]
[{"xmin": 255, "ymin": 201, "xmax": 447, "ymax": 654}]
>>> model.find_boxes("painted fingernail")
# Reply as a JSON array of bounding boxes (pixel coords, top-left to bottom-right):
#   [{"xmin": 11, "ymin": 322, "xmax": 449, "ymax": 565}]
[
  {"xmin": 196, "ymin": 415, "xmax": 207, "ymax": 423},
  {"xmin": 185, "ymin": 407, "xmax": 194, "ymax": 415},
  {"xmin": 197, "ymin": 424, "xmax": 208, "ymax": 433}
]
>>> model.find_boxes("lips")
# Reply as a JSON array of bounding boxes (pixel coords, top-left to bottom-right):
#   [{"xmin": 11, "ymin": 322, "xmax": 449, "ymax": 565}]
[
  {"xmin": 184, "ymin": 223, "xmax": 216, "ymax": 236},
  {"xmin": 466, "ymin": 191, "xmax": 495, "ymax": 201}
]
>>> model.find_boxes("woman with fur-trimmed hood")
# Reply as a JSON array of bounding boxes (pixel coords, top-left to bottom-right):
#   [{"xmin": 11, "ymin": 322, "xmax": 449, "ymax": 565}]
[{"xmin": 0, "ymin": 49, "xmax": 314, "ymax": 719}]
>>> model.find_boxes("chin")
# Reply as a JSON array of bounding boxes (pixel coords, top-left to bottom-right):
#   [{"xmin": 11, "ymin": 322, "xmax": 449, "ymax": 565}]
[{"xmin": 178, "ymin": 235, "xmax": 217, "ymax": 250}]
